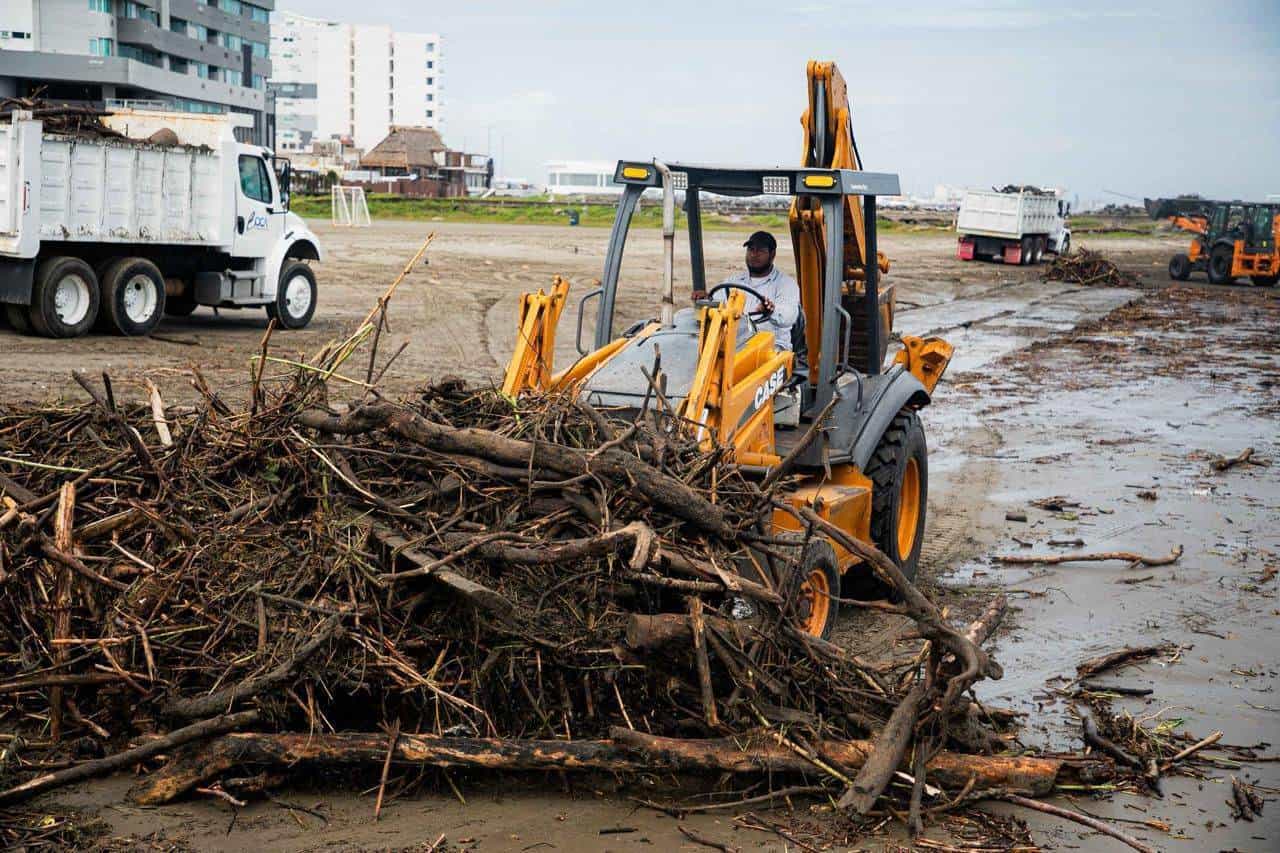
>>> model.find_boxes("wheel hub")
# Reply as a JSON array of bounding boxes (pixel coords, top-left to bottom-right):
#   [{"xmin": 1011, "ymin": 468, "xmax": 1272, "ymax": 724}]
[
  {"xmin": 123, "ymin": 273, "xmax": 158, "ymax": 324},
  {"xmin": 53, "ymin": 274, "xmax": 91, "ymax": 326},
  {"xmin": 897, "ymin": 457, "xmax": 921, "ymax": 558},
  {"xmin": 284, "ymin": 274, "xmax": 312, "ymax": 317},
  {"xmin": 798, "ymin": 568, "xmax": 830, "ymax": 636}
]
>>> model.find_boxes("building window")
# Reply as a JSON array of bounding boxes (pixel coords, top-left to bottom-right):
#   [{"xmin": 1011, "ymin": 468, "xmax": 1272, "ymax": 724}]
[
  {"xmin": 170, "ymin": 56, "xmax": 189, "ymax": 74},
  {"xmin": 123, "ymin": 1, "xmax": 158, "ymax": 24},
  {"xmin": 190, "ymin": 23, "xmax": 208, "ymax": 40},
  {"xmin": 219, "ymin": 0, "xmax": 242, "ymax": 14},
  {"xmin": 425, "ymin": 109, "xmax": 433, "ymax": 118},
  {"xmin": 425, "ymin": 60, "xmax": 434, "ymax": 69},
  {"xmin": 251, "ymin": 74, "xmax": 265, "ymax": 90},
  {"xmin": 425, "ymin": 93, "xmax": 433, "ymax": 102},
  {"xmin": 89, "ymin": 37, "xmax": 114, "ymax": 56},
  {"xmin": 426, "ymin": 42, "xmax": 435, "ymax": 52},
  {"xmin": 248, "ymin": 40, "xmax": 267, "ymax": 58},
  {"xmin": 222, "ymin": 32, "xmax": 242, "ymax": 51},
  {"xmin": 239, "ymin": 155, "xmax": 271, "ymax": 202},
  {"xmin": 119, "ymin": 44, "xmax": 162, "ymax": 66},
  {"xmin": 246, "ymin": 4, "xmax": 269, "ymax": 23},
  {"xmin": 88, "ymin": 0, "xmax": 113, "ymax": 13},
  {"xmin": 193, "ymin": 61, "xmax": 211, "ymax": 78},
  {"xmin": 170, "ymin": 16, "xmax": 188, "ymax": 34}
]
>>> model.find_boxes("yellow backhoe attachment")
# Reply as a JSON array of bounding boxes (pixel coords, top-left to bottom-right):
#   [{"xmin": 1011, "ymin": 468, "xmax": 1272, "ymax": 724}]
[
  {"xmin": 894, "ymin": 335, "xmax": 954, "ymax": 394},
  {"xmin": 790, "ymin": 61, "xmax": 893, "ymax": 383},
  {"xmin": 501, "ymin": 276, "xmax": 570, "ymax": 397},
  {"xmin": 680, "ymin": 292, "xmax": 794, "ymax": 465}
]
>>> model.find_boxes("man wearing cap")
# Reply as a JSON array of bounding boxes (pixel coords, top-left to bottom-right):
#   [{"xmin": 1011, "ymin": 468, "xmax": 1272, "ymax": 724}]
[{"xmin": 693, "ymin": 231, "xmax": 801, "ymax": 351}]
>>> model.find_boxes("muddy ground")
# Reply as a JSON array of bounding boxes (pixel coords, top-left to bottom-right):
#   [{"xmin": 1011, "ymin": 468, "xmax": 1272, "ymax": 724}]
[{"xmin": 2, "ymin": 221, "xmax": 1277, "ymax": 851}]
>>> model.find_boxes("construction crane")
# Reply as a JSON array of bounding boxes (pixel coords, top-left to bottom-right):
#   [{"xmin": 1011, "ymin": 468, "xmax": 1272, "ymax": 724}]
[
  {"xmin": 500, "ymin": 62, "xmax": 953, "ymax": 638},
  {"xmin": 1146, "ymin": 197, "xmax": 1279, "ymax": 285}
]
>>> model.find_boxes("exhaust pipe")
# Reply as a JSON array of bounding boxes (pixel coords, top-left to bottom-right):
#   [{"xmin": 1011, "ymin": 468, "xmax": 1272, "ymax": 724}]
[{"xmin": 653, "ymin": 160, "xmax": 675, "ymax": 328}]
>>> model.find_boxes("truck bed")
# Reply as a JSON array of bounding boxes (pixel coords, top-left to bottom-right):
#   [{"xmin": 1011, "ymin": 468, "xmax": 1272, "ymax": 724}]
[
  {"xmin": 1, "ymin": 117, "xmax": 230, "ymax": 257},
  {"xmin": 956, "ymin": 190, "xmax": 1058, "ymax": 240}
]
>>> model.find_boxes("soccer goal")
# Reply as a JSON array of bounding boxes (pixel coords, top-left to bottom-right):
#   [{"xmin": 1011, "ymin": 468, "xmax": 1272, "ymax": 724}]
[{"xmin": 331, "ymin": 185, "xmax": 372, "ymax": 227}]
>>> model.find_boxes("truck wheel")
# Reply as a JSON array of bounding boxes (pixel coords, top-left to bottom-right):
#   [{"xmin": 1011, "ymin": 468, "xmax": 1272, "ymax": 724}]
[
  {"xmin": 30, "ymin": 256, "xmax": 99, "ymax": 338},
  {"xmin": 1169, "ymin": 254, "xmax": 1192, "ymax": 281},
  {"xmin": 1207, "ymin": 245, "xmax": 1234, "ymax": 284},
  {"xmin": 100, "ymin": 258, "xmax": 166, "ymax": 336},
  {"xmin": 1035, "ymin": 237, "xmax": 1046, "ymax": 263},
  {"xmin": 268, "ymin": 261, "xmax": 317, "ymax": 329},
  {"xmin": 845, "ymin": 409, "xmax": 928, "ymax": 599},
  {"xmin": 796, "ymin": 539, "xmax": 840, "ymax": 640},
  {"xmin": 1020, "ymin": 237, "xmax": 1032, "ymax": 265},
  {"xmin": 4, "ymin": 304, "xmax": 34, "ymax": 334}
]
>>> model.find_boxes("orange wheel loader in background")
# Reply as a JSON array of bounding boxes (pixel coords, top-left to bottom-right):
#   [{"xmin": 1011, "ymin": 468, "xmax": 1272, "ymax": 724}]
[
  {"xmin": 500, "ymin": 62, "xmax": 954, "ymax": 639},
  {"xmin": 1147, "ymin": 197, "xmax": 1280, "ymax": 286}
]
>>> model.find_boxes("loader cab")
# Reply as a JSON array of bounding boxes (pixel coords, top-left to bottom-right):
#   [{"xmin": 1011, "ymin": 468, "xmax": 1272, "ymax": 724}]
[{"xmin": 581, "ymin": 160, "xmax": 901, "ymax": 422}]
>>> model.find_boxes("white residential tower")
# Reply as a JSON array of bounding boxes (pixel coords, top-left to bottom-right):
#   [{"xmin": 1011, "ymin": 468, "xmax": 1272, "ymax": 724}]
[{"xmin": 270, "ymin": 11, "xmax": 441, "ymax": 153}]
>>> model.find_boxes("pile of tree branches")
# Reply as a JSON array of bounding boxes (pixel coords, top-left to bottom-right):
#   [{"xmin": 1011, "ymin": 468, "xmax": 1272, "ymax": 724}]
[
  {"xmin": 1042, "ymin": 247, "xmax": 1140, "ymax": 287},
  {"xmin": 0, "ymin": 327, "xmax": 1112, "ymax": 838}
]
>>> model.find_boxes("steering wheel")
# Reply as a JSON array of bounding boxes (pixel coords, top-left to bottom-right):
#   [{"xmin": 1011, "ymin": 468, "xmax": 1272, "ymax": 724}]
[{"xmin": 706, "ymin": 283, "xmax": 774, "ymax": 321}]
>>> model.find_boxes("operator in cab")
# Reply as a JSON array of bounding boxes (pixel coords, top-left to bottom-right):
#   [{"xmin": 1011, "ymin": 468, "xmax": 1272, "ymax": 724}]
[{"xmin": 693, "ymin": 231, "xmax": 801, "ymax": 351}]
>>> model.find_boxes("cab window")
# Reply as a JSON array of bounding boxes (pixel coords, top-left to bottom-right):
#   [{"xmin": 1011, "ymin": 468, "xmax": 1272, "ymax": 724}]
[{"xmin": 238, "ymin": 155, "xmax": 272, "ymax": 203}]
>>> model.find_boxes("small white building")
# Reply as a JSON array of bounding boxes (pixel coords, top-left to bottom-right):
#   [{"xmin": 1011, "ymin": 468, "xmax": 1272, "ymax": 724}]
[{"xmin": 545, "ymin": 160, "xmax": 620, "ymax": 196}]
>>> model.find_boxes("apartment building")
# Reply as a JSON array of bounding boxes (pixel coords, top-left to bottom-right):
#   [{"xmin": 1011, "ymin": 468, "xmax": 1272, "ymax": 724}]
[
  {"xmin": 0, "ymin": 0, "xmax": 273, "ymax": 143},
  {"xmin": 270, "ymin": 11, "xmax": 440, "ymax": 153}
]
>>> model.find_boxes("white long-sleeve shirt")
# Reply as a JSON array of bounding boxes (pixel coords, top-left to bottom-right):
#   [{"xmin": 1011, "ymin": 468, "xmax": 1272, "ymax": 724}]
[{"xmin": 712, "ymin": 266, "xmax": 801, "ymax": 351}]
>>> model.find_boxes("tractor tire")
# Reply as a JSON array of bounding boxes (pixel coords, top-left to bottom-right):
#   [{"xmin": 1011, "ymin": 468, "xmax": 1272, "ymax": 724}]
[
  {"xmin": 843, "ymin": 409, "xmax": 929, "ymax": 600},
  {"xmin": 268, "ymin": 261, "xmax": 317, "ymax": 329},
  {"xmin": 1249, "ymin": 274, "xmax": 1278, "ymax": 287},
  {"xmin": 795, "ymin": 539, "xmax": 840, "ymax": 640},
  {"xmin": 4, "ymin": 303, "xmax": 33, "ymax": 334},
  {"xmin": 100, "ymin": 257, "xmax": 166, "ymax": 336},
  {"xmin": 29, "ymin": 256, "xmax": 99, "ymax": 338},
  {"xmin": 1208, "ymin": 245, "xmax": 1235, "ymax": 284},
  {"xmin": 1169, "ymin": 254, "xmax": 1192, "ymax": 281}
]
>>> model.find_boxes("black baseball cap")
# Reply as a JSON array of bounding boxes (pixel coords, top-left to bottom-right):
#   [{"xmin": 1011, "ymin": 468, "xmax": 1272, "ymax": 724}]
[{"xmin": 743, "ymin": 231, "xmax": 777, "ymax": 252}]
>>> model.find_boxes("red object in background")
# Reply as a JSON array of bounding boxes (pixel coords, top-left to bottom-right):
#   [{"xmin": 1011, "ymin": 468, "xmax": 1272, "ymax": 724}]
[
  {"xmin": 957, "ymin": 238, "xmax": 975, "ymax": 261},
  {"xmin": 1003, "ymin": 244, "xmax": 1022, "ymax": 264}
]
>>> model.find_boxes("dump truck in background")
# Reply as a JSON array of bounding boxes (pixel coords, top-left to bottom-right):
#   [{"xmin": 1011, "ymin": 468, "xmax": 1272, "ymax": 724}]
[
  {"xmin": 0, "ymin": 108, "xmax": 322, "ymax": 338},
  {"xmin": 956, "ymin": 187, "xmax": 1071, "ymax": 265}
]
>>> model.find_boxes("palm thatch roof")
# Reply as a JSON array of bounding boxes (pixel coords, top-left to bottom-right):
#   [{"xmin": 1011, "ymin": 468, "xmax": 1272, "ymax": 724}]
[{"xmin": 359, "ymin": 126, "xmax": 446, "ymax": 170}]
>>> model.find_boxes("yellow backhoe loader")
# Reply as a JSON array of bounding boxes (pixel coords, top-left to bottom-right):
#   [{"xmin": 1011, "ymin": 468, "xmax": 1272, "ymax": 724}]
[{"xmin": 501, "ymin": 62, "xmax": 953, "ymax": 638}]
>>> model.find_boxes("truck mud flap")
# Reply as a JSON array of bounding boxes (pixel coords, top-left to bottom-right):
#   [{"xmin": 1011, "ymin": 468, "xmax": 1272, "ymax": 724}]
[
  {"xmin": 0, "ymin": 258, "xmax": 35, "ymax": 305},
  {"xmin": 957, "ymin": 238, "xmax": 975, "ymax": 261}
]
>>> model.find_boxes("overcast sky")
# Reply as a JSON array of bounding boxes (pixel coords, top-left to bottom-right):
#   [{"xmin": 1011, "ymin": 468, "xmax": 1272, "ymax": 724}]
[{"xmin": 285, "ymin": 0, "xmax": 1279, "ymax": 206}]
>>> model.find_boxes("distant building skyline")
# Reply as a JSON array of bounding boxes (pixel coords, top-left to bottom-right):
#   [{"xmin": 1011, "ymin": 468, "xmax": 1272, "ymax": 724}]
[{"xmin": 270, "ymin": 10, "xmax": 440, "ymax": 153}]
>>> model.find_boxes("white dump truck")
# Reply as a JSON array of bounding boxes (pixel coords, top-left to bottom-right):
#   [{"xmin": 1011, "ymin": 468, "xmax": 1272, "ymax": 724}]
[
  {"xmin": 0, "ymin": 108, "xmax": 322, "ymax": 338},
  {"xmin": 956, "ymin": 187, "xmax": 1070, "ymax": 265}
]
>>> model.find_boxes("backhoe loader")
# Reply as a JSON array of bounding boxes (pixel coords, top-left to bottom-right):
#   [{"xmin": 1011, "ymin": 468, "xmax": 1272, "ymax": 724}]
[
  {"xmin": 501, "ymin": 62, "xmax": 953, "ymax": 638},
  {"xmin": 1147, "ymin": 197, "xmax": 1280, "ymax": 285}
]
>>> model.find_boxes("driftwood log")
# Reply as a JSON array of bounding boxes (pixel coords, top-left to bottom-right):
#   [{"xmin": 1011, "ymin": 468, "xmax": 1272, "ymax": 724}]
[
  {"xmin": 130, "ymin": 726, "xmax": 1095, "ymax": 806},
  {"xmin": 996, "ymin": 546, "xmax": 1183, "ymax": 567}
]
